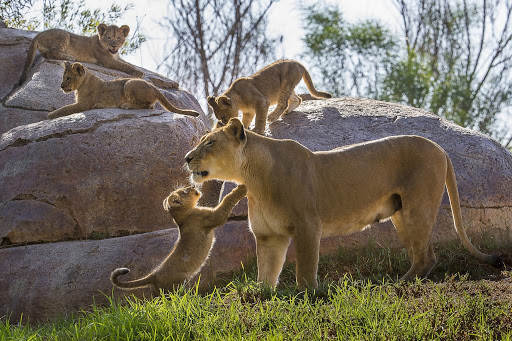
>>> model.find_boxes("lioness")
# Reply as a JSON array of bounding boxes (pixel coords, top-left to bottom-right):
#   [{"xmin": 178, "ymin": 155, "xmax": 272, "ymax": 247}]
[
  {"xmin": 47, "ymin": 62, "xmax": 199, "ymax": 119},
  {"xmin": 184, "ymin": 118, "xmax": 501, "ymax": 288},
  {"xmin": 19, "ymin": 24, "xmax": 146, "ymax": 86},
  {"xmin": 207, "ymin": 59, "xmax": 331, "ymax": 134},
  {"xmin": 111, "ymin": 184, "xmax": 247, "ymax": 294}
]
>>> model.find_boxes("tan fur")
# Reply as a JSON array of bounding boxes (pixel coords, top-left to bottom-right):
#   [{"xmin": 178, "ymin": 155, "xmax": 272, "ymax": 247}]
[
  {"xmin": 207, "ymin": 59, "xmax": 331, "ymax": 134},
  {"xmin": 111, "ymin": 184, "xmax": 247, "ymax": 294},
  {"xmin": 19, "ymin": 24, "xmax": 145, "ymax": 85},
  {"xmin": 184, "ymin": 118, "xmax": 500, "ymax": 288},
  {"xmin": 47, "ymin": 62, "xmax": 199, "ymax": 119}
]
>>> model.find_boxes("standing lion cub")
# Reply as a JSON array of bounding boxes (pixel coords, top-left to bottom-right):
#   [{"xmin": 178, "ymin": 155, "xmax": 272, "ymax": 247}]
[
  {"xmin": 47, "ymin": 62, "xmax": 199, "ymax": 119},
  {"xmin": 19, "ymin": 24, "xmax": 144, "ymax": 85},
  {"xmin": 207, "ymin": 59, "xmax": 331, "ymax": 134},
  {"xmin": 111, "ymin": 184, "xmax": 247, "ymax": 294}
]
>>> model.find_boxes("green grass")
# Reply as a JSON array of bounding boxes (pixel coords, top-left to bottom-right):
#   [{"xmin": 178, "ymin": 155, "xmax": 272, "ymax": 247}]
[{"xmin": 2, "ymin": 238, "xmax": 512, "ymax": 340}]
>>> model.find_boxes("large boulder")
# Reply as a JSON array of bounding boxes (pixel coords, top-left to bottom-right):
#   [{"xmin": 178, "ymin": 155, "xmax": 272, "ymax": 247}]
[
  {"xmin": 0, "ymin": 28, "xmax": 215, "ymax": 244},
  {"xmin": 0, "ymin": 221, "xmax": 255, "ymax": 322},
  {"xmin": 222, "ymin": 97, "xmax": 512, "ymax": 244}
]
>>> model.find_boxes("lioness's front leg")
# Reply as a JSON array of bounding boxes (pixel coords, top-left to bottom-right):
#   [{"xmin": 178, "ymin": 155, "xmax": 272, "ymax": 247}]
[
  {"xmin": 255, "ymin": 234, "xmax": 290, "ymax": 287},
  {"xmin": 294, "ymin": 223, "xmax": 321, "ymax": 288}
]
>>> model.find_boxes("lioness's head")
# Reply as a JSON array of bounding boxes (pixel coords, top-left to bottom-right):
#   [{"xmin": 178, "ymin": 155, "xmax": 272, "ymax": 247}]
[
  {"xmin": 97, "ymin": 23, "xmax": 130, "ymax": 55},
  {"xmin": 162, "ymin": 185, "xmax": 201, "ymax": 212},
  {"xmin": 61, "ymin": 62, "xmax": 86, "ymax": 92},
  {"xmin": 185, "ymin": 118, "xmax": 246, "ymax": 183},
  {"xmin": 207, "ymin": 95, "xmax": 238, "ymax": 124}
]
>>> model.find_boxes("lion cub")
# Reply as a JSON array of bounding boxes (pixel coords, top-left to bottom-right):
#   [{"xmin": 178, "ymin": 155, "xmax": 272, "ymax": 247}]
[
  {"xmin": 47, "ymin": 62, "xmax": 199, "ymax": 119},
  {"xmin": 207, "ymin": 59, "xmax": 331, "ymax": 134},
  {"xmin": 111, "ymin": 184, "xmax": 247, "ymax": 293},
  {"xmin": 19, "ymin": 24, "xmax": 144, "ymax": 85}
]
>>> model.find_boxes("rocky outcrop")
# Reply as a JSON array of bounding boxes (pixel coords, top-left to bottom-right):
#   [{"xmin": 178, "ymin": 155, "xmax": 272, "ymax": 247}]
[
  {"xmin": 0, "ymin": 220, "xmax": 255, "ymax": 322},
  {"xmin": 0, "ymin": 27, "xmax": 214, "ymax": 244}
]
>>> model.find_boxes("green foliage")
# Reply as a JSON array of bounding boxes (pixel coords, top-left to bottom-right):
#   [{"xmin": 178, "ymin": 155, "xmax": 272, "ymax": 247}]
[
  {"xmin": 303, "ymin": 6, "xmax": 397, "ymax": 98},
  {"xmin": 1, "ymin": 240, "xmax": 511, "ymax": 339},
  {"xmin": 302, "ymin": 1, "xmax": 512, "ymax": 142},
  {"xmin": 0, "ymin": 0, "xmax": 145, "ymax": 55}
]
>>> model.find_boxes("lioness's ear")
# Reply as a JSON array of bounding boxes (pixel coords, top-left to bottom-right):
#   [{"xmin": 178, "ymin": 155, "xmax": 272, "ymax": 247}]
[
  {"xmin": 120, "ymin": 25, "xmax": 130, "ymax": 37},
  {"xmin": 97, "ymin": 23, "xmax": 107, "ymax": 36},
  {"xmin": 64, "ymin": 61, "xmax": 71, "ymax": 69},
  {"xmin": 226, "ymin": 118, "xmax": 246, "ymax": 142},
  {"xmin": 218, "ymin": 95, "xmax": 231, "ymax": 106},
  {"xmin": 72, "ymin": 63, "xmax": 85, "ymax": 76}
]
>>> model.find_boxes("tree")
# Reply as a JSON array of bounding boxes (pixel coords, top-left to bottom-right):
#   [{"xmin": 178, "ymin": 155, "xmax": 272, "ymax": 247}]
[
  {"xmin": 302, "ymin": 7, "xmax": 398, "ymax": 99},
  {"xmin": 158, "ymin": 0, "xmax": 280, "ymax": 101},
  {"xmin": 0, "ymin": 0, "xmax": 145, "ymax": 55},
  {"xmin": 302, "ymin": 1, "xmax": 512, "ymax": 144}
]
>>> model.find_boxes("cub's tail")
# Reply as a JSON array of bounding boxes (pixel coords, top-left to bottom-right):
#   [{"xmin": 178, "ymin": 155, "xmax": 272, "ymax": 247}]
[
  {"xmin": 302, "ymin": 68, "xmax": 332, "ymax": 99},
  {"xmin": 445, "ymin": 154, "xmax": 503, "ymax": 268},
  {"xmin": 110, "ymin": 268, "xmax": 154, "ymax": 290},
  {"xmin": 155, "ymin": 90, "xmax": 200, "ymax": 117},
  {"xmin": 19, "ymin": 37, "xmax": 39, "ymax": 85}
]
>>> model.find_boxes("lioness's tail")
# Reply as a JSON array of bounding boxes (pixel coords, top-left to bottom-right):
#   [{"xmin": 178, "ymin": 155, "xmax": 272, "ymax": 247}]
[
  {"xmin": 155, "ymin": 90, "xmax": 200, "ymax": 117},
  {"xmin": 110, "ymin": 268, "xmax": 154, "ymax": 290},
  {"xmin": 302, "ymin": 68, "xmax": 332, "ymax": 99},
  {"xmin": 19, "ymin": 37, "xmax": 39, "ymax": 85},
  {"xmin": 445, "ymin": 154, "xmax": 502, "ymax": 267}
]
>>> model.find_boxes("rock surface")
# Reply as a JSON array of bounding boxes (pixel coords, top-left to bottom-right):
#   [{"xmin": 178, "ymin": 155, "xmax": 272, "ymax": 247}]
[
  {"xmin": 0, "ymin": 27, "xmax": 215, "ymax": 244},
  {"xmin": 0, "ymin": 109, "xmax": 207, "ymax": 244},
  {"xmin": 0, "ymin": 221, "xmax": 255, "ymax": 322}
]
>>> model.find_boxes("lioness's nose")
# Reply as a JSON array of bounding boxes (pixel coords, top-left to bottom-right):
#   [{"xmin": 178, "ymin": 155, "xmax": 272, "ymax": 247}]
[{"xmin": 185, "ymin": 151, "xmax": 193, "ymax": 164}]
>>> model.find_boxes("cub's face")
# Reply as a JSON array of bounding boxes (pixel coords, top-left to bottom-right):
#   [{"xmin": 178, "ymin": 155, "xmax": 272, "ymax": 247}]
[
  {"xmin": 163, "ymin": 185, "xmax": 201, "ymax": 211},
  {"xmin": 61, "ymin": 62, "xmax": 86, "ymax": 92},
  {"xmin": 185, "ymin": 118, "xmax": 246, "ymax": 183},
  {"xmin": 207, "ymin": 96, "xmax": 238, "ymax": 125},
  {"xmin": 97, "ymin": 23, "xmax": 130, "ymax": 55}
]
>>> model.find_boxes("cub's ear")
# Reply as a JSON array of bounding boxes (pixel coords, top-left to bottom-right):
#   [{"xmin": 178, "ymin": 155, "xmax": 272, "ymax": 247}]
[
  {"xmin": 72, "ymin": 63, "xmax": 85, "ymax": 76},
  {"xmin": 214, "ymin": 120, "xmax": 225, "ymax": 129},
  {"xmin": 219, "ymin": 95, "xmax": 231, "ymax": 106},
  {"xmin": 120, "ymin": 25, "xmax": 130, "ymax": 37},
  {"xmin": 97, "ymin": 23, "xmax": 107, "ymax": 36},
  {"xmin": 226, "ymin": 118, "xmax": 246, "ymax": 142},
  {"xmin": 207, "ymin": 96, "xmax": 216, "ymax": 107}
]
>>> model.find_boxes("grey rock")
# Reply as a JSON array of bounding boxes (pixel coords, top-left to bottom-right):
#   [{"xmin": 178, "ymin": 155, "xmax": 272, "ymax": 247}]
[
  {"xmin": 0, "ymin": 109, "xmax": 208, "ymax": 244},
  {"xmin": 0, "ymin": 220, "xmax": 255, "ymax": 322}
]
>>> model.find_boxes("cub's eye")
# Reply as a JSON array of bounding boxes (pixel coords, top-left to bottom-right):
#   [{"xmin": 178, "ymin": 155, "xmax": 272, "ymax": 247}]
[
  {"xmin": 66, "ymin": 77, "xmax": 71, "ymax": 81},
  {"xmin": 206, "ymin": 140, "xmax": 214, "ymax": 146}
]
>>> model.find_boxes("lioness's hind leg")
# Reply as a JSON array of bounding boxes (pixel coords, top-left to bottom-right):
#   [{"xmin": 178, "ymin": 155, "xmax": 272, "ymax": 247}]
[{"xmin": 391, "ymin": 207, "xmax": 438, "ymax": 281}]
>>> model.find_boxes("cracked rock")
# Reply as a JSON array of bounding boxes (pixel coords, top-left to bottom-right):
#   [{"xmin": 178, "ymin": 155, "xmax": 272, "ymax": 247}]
[{"xmin": 0, "ymin": 28, "xmax": 215, "ymax": 244}]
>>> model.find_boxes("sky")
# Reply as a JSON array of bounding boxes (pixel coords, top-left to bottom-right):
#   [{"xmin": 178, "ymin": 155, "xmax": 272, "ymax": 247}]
[{"xmin": 103, "ymin": 0, "xmax": 400, "ymax": 74}]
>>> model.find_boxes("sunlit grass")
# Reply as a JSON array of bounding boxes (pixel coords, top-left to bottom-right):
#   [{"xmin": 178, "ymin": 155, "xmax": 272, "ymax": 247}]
[{"xmin": 2, "ymin": 238, "xmax": 511, "ymax": 340}]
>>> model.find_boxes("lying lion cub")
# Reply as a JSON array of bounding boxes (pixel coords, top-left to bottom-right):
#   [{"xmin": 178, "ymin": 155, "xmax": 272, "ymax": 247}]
[
  {"xmin": 47, "ymin": 62, "xmax": 199, "ymax": 119},
  {"xmin": 207, "ymin": 59, "xmax": 331, "ymax": 134},
  {"xmin": 19, "ymin": 24, "xmax": 145, "ymax": 85},
  {"xmin": 185, "ymin": 118, "xmax": 502, "ymax": 288},
  {"xmin": 111, "ymin": 184, "xmax": 247, "ymax": 294}
]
